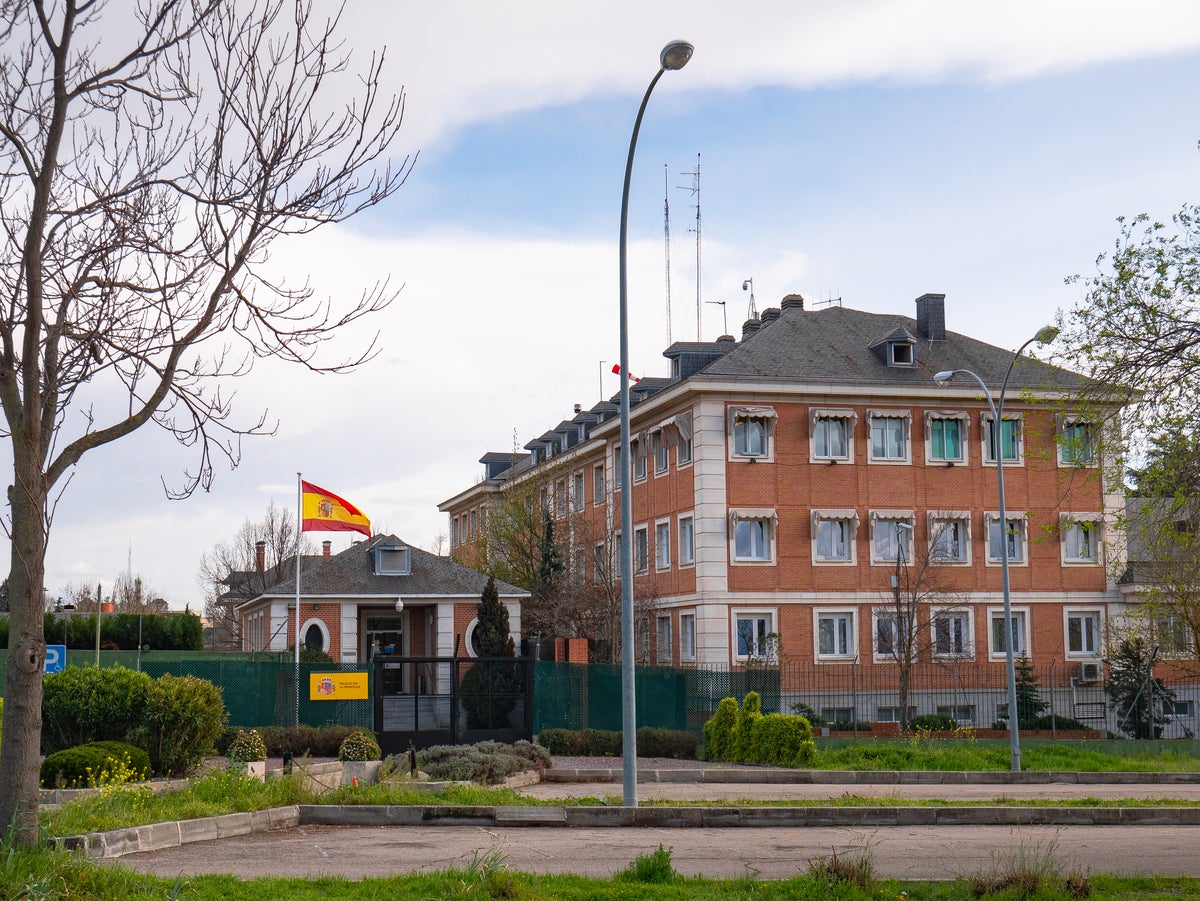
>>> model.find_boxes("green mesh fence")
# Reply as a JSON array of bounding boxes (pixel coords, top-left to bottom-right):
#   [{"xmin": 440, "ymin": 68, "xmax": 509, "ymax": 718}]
[
  {"xmin": 532, "ymin": 661, "xmax": 781, "ymax": 735},
  {"xmin": 0, "ymin": 650, "xmax": 372, "ymax": 729}
]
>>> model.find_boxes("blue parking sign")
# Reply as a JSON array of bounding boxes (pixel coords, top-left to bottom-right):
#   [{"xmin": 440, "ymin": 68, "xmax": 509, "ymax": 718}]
[{"xmin": 44, "ymin": 644, "xmax": 66, "ymax": 674}]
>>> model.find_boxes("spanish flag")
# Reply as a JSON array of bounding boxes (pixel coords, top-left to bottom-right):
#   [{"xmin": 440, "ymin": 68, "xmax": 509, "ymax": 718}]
[{"xmin": 300, "ymin": 480, "xmax": 371, "ymax": 537}]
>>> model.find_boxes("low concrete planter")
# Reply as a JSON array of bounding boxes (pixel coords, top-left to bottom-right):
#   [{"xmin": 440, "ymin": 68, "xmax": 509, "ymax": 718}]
[
  {"xmin": 237, "ymin": 760, "xmax": 267, "ymax": 781},
  {"xmin": 341, "ymin": 760, "xmax": 382, "ymax": 786}
]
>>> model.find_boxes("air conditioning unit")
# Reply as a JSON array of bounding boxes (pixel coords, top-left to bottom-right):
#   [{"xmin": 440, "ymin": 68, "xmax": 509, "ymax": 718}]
[{"xmin": 1078, "ymin": 661, "xmax": 1102, "ymax": 683}]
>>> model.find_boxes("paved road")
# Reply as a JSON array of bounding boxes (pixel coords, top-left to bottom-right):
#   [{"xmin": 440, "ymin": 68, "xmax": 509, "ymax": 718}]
[{"xmin": 114, "ymin": 822, "xmax": 1200, "ymax": 880}]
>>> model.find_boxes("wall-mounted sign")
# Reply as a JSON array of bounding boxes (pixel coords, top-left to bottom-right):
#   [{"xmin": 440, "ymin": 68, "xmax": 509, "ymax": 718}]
[{"xmin": 309, "ymin": 672, "xmax": 369, "ymax": 700}]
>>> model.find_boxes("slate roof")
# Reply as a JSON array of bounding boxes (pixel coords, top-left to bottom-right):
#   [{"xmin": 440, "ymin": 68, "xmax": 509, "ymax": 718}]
[
  {"xmin": 247, "ymin": 533, "xmax": 528, "ymax": 601},
  {"xmin": 696, "ymin": 304, "xmax": 1086, "ymax": 391}
]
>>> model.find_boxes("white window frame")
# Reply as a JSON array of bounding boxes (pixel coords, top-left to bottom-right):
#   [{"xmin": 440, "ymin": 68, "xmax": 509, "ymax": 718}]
[
  {"xmin": 924, "ymin": 410, "xmax": 969, "ymax": 465},
  {"xmin": 634, "ymin": 524, "xmax": 648, "ymax": 574},
  {"xmin": 985, "ymin": 511, "xmax": 1028, "ymax": 566},
  {"xmin": 1065, "ymin": 607, "xmax": 1104, "ymax": 657},
  {"xmin": 981, "ymin": 412, "xmax": 1024, "ymax": 465},
  {"xmin": 678, "ymin": 514, "xmax": 695, "ymax": 567},
  {"xmin": 872, "ymin": 608, "xmax": 913, "ymax": 662},
  {"xmin": 593, "ymin": 462, "xmax": 606, "ymax": 505},
  {"xmin": 728, "ymin": 405, "xmax": 777, "ymax": 461},
  {"xmin": 572, "ymin": 471, "xmax": 585, "ymax": 512},
  {"xmin": 653, "ymin": 431, "xmax": 670, "ymax": 474},
  {"xmin": 1057, "ymin": 415, "xmax": 1097, "ymax": 467},
  {"xmin": 729, "ymin": 508, "xmax": 777, "ymax": 564},
  {"xmin": 869, "ymin": 511, "xmax": 914, "ymax": 565},
  {"xmin": 656, "ymin": 614, "xmax": 673, "ymax": 664},
  {"xmin": 928, "ymin": 511, "xmax": 972, "ymax": 565},
  {"xmin": 814, "ymin": 608, "xmax": 857, "ymax": 662},
  {"xmin": 655, "ymin": 518, "xmax": 671, "ymax": 571},
  {"xmin": 867, "ymin": 409, "xmax": 912, "ymax": 464},
  {"xmin": 811, "ymin": 508, "xmax": 859, "ymax": 565},
  {"xmin": 632, "ymin": 438, "xmax": 648, "ymax": 482},
  {"xmin": 988, "ymin": 606, "xmax": 1030, "ymax": 659},
  {"xmin": 593, "ymin": 541, "xmax": 607, "ymax": 584},
  {"xmin": 1060, "ymin": 513, "xmax": 1102, "ymax": 565},
  {"xmin": 733, "ymin": 609, "xmax": 776, "ymax": 662},
  {"xmin": 679, "ymin": 612, "xmax": 696, "ymax": 661},
  {"xmin": 555, "ymin": 478, "xmax": 567, "ymax": 518},
  {"xmin": 931, "ymin": 606, "xmax": 974, "ymax": 660},
  {"xmin": 809, "ymin": 408, "xmax": 856, "ymax": 463},
  {"xmin": 1156, "ymin": 611, "xmax": 1195, "ymax": 658}
]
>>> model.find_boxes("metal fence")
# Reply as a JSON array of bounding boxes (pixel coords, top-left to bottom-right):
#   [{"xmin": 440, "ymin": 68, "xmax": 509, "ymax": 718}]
[
  {"xmin": 533, "ymin": 659, "xmax": 1200, "ymax": 740},
  {"xmin": 0, "ymin": 650, "xmax": 372, "ymax": 730}
]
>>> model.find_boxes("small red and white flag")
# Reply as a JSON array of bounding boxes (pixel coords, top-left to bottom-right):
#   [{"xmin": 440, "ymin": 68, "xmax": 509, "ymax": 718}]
[{"xmin": 612, "ymin": 363, "xmax": 641, "ymax": 382}]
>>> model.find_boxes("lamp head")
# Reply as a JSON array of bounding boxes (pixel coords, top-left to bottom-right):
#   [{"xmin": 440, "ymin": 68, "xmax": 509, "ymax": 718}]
[
  {"xmin": 660, "ymin": 40, "xmax": 694, "ymax": 70},
  {"xmin": 1034, "ymin": 325, "xmax": 1060, "ymax": 345},
  {"xmin": 933, "ymin": 370, "xmax": 956, "ymax": 386},
  {"xmin": 394, "ymin": 598, "xmax": 404, "ymax": 613}
]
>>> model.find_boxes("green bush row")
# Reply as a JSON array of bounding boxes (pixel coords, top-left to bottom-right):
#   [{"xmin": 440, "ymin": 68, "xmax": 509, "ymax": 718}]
[
  {"xmin": 213, "ymin": 723, "xmax": 359, "ymax": 758},
  {"xmin": 42, "ymin": 666, "xmax": 225, "ymax": 776},
  {"xmin": 0, "ymin": 612, "xmax": 203, "ymax": 651},
  {"xmin": 536, "ymin": 727, "xmax": 697, "ymax": 759},
  {"xmin": 704, "ymin": 691, "xmax": 816, "ymax": 768}
]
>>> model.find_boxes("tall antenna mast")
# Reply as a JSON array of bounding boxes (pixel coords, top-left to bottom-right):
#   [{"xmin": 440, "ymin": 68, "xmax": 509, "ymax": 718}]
[
  {"xmin": 678, "ymin": 153, "xmax": 702, "ymax": 340},
  {"xmin": 663, "ymin": 164, "xmax": 672, "ymax": 344}
]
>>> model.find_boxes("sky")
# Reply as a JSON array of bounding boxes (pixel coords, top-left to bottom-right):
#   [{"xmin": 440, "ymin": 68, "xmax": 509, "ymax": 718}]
[{"xmin": 18, "ymin": 0, "xmax": 1200, "ymax": 611}]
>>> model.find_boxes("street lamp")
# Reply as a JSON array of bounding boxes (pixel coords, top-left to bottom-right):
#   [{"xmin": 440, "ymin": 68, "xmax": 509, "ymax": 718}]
[
  {"xmin": 618, "ymin": 39, "xmax": 693, "ymax": 808},
  {"xmin": 933, "ymin": 324, "xmax": 1059, "ymax": 772}
]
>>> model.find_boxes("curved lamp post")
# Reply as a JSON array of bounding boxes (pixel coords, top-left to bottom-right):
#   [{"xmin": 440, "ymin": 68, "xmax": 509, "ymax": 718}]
[
  {"xmin": 933, "ymin": 324, "xmax": 1059, "ymax": 772},
  {"xmin": 618, "ymin": 40, "xmax": 693, "ymax": 808}
]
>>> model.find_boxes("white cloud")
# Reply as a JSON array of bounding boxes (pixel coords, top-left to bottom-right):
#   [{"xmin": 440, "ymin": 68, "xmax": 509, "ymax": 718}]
[{"xmin": 353, "ymin": 1, "xmax": 1200, "ymax": 146}]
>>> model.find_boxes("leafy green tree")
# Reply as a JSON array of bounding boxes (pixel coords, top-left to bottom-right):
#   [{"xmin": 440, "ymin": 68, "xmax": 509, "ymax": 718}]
[{"xmin": 1107, "ymin": 634, "xmax": 1175, "ymax": 739}]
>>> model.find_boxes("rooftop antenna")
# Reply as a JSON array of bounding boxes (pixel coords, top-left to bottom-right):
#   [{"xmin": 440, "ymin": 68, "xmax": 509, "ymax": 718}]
[
  {"xmin": 705, "ymin": 299, "xmax": 728, "ymax": 335},
  {"xmin": 663, "ymin": 164, "xmax": 673, "ymax": 344},
  {"xmin": 742, "ymin": 278, "xmax": 757, "ymax": 320},
  {"xmin": 812, "ymin": 293, "xmax": 843, "ymax": 309},
  {"xmin": 678, "ymin": 153, "xmax": 702, "ymax": 340},
  {"xmin": 599, "ymin": 360, "xmax": 607, "ymax": 401}
]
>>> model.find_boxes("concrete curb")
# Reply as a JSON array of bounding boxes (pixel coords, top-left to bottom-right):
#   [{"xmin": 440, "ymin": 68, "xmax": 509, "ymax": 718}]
[
  {"xmin": 64, "ymin": 800, "xmax": 1200, "ymax": 859},
  {"xmin": 542, "ymin": 768, "xmax": 1200, "ymax": 785}
]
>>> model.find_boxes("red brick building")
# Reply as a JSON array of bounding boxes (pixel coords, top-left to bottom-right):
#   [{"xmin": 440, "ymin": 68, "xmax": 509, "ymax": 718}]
[{"xmin": 440, "ymin": 294, "xmax": 1127, "ymax": 726}]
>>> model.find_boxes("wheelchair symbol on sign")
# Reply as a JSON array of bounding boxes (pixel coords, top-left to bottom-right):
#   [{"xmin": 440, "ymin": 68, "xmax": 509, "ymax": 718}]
[{"xmin": 44, "ymin": 644, "xmax": 66, "ymax": 674}]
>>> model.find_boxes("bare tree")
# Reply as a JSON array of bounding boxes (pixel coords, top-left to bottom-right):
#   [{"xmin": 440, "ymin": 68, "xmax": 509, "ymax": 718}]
[
  {"xmin": 0, "ymin": 0, "xmax": 412, "ymax": 842},
  {"xmin": 197, "ymin": 500, "xmax": 314, "ymax": 651},
  {"xmin": 873, "ymin": 524, "xmax": 972, "ymax": 731}
]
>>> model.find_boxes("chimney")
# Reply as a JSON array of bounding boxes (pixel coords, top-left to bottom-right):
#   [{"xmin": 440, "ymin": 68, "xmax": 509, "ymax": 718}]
[
  {"xmin": 741, "ymin": 317, "xmax": 761, "ymax": 339},
  {"xmin": 322, "ymin": 540, "xmax": 332, "ymax": 561},
  {"xmin": 573, "ymin": 403, "xmax": 582, "ymax": 414},
  {"xmin": 760, "ymin": 307, "xmax": 781, "ymax": 326},
  {"xmin": 781, "ymin": 293, "xmax": 805, "ymax": 312},
  {"xmin": 254, "ymin": 540, "xmax": 266, "ymax": 573},
  {"xmin": 915, "ymin": 293, "xmax": 946, "ymax": 340}
]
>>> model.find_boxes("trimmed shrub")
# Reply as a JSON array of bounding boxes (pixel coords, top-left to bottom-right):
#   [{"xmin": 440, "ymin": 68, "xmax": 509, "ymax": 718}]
[
  {"xmin": 338, "ymin": 729, "xmax": 382, "ymax": 761},
  {"xmin": 703, "ymin": 697, "xmax": 738, "ymax": 761},
  {"xmin": 40, "ymin": 741, "xmax": 150, "ymax": 788},
  {"xmin": 751, "ymin": 713, "xmax": 817, "ymax": 767},
  {"xmin": 733, "ymin": 691, "xmax": 763, "ymax": 762},
  {"xmin": 41, "ymin": 665, "xmax": 152, "ymax": 754},
  {"xmin": 131, "ymin": 673, "xmax": 226, "ymax": 776},
  {"xmin": 227, "ymin": 729, "xmax": 268, "ymax": 762},
  {"xmin": 1033, "ymin": 714, "xmax": 1090, "ymax": 732},
  {"xmin": 636, "ymin": 727, "xmax": 697, "ymax": 759}
]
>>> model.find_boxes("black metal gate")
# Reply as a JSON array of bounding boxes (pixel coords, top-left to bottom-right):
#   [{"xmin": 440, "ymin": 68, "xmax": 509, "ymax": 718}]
[{"xmin": 372, "ymin": 654, "xmax": 534, "ymax": 755}]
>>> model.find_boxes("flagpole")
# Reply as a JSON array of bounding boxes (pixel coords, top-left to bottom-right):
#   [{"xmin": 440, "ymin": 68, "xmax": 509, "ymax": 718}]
[{"xmin": 294, "ymin": 472, "xmax": 302, "ymax": 728}]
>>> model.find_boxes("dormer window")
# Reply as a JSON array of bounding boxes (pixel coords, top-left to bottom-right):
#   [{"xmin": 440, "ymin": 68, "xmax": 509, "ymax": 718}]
[
  {"xmin": 889, "ymin": 341, "xmax": 914, "ymax": 366},
  {"xmin": 374, "ymin": 545, "xmax": 410, "ymax": 575}
]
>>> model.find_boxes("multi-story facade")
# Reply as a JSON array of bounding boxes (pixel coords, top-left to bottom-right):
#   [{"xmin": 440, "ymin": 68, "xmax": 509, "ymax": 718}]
[{"xmin": 441, "ymin": 294, "xmax": 1125, "ymax": 698}]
